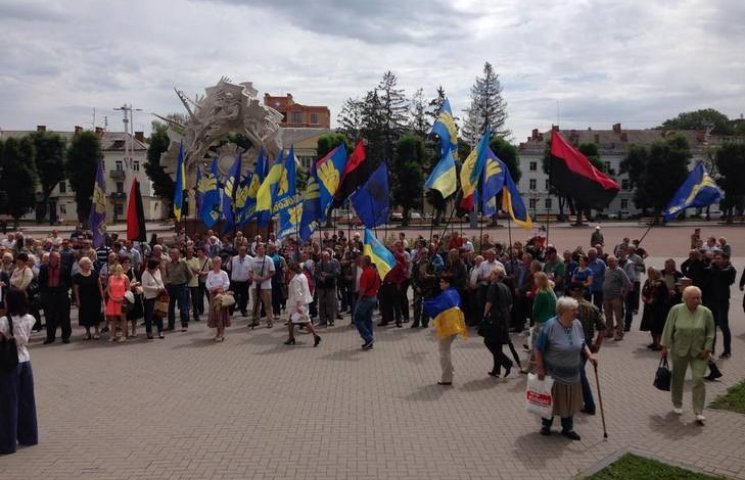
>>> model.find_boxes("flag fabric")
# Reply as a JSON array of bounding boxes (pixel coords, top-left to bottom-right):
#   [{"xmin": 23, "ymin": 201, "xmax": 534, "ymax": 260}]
[
  {"xmin": 335, "ymin": 140, "xmax": 378, "ymax": 203},
  {"xmin": 549, "ymin": 129, "xmax": 620, "ymax": 209},
  {"xmin": 256, "ymin": 149, "xmax": 285, "ymax": 214},
  {"xmin": 459, "ymin": 129, "xmax": 492, "ymax": 211},
  {"xmin": 173, "ymin": 141, "xmax": 186, "ymax": 221},
  {"xmin": 662, "ymin": 162, "xmax": 724, "ymax": 221},
  {"xmin": 222, "ymin": 151, "xmax": 242, "ymax": 232},
  {"xmin": 194, "ymin": 165, "xmax": 203, "ymax": 212},
  {"xmin": 89, "ymin": 160, "xmax": 107, "ymax": 248},
  {"xmin": 502, "ymin": 165, "xmax": 533, "ymax": 230},
  {"xmin": 234, "ymin": 171, "xmax": 253, "ymax": 226},
  {"xmin": 425, "ymin": 149, "xmax": 458, "ymax": 199},
  {"xmin": 351, "ymin": 161, "xmax": 389, "ymax": 229},
  {"xmin": 126, "ymin": 178, "xmax": 147, "ymax": 242},
  {"xmin": 423, "ymin": 288, "xmax": 468, "ymax": 340},
  {"xmin": 250, "ymin": 148, "xmax": 272, "ymax": 227},
  {"xmin": 430, "ymin": 98, "xmax": 458, "ymax": 159},
  {"xmin": 480, "ymin": 149, "xmax": 506, "ymax": 217},
  {"xmin": 276, "ymin": 146, "xmax": 301, "ymax": 239},
  {"xmin": 198, "ymin": 157, "xmax": 221, "ymax": 228},
  {"xmin": 299, "ymin": 162, "xmax": 322, "ymax": 243},
  {"xmin": 362, "ymin": 228, "xmax": 396, "ymax": 279},
  {"xmin": 316, "ymin": 145, "xmax": 348, "ymax": 219}
]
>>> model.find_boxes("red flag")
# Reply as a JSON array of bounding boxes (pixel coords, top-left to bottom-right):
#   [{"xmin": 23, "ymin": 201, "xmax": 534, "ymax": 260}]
[
  {"xmin": 126, "ymin": 179, "xmax": 147, "ymax": 242},
  {"xmin": 334, "ymin": 140, "xmax": 379, "ymax": 203},
  {"xmin": 549, "ymin": 129, "xmax": 620, "ymax": 209}
]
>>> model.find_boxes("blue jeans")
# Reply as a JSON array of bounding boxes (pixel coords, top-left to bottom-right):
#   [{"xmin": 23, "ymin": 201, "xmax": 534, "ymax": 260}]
[
  {"xmin": 580, "ymin": 340, "xmax": 595, "ymax": 412},
  {"xmin": 542, "ymin": 415, "xmax": 573, "ymax": 433},
  {"xmin": 0, "ymin": 362, "xmax": 38, "ymax": 454},
  {"xmin": 143, "ymin": 297, "xmax": 163, "ymax": 335},
  {"xmin": 167, "ymin": 284, "xmax": 189, "ymax": 329},
  {"xmin": 354, "ymin": 297, "xmax": 377, "ymax": 344}
]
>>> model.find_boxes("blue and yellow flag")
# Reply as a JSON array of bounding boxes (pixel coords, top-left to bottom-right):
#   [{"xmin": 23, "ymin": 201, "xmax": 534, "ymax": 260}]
[
  {"xmin": 256, "ymin": 149, "xmax": 284, "ymax": 214},
  {"xmin": 662, "ymin": 162, "xmax": 724, "ymax": 221},
  {"xmin": 234, "ymin": 171, "xmax": 253, "ymax": 227},
  {"xmin": 249, "ymin": 148, "xmax": 271, "ymax": 227},
  {"xmin": 351, "ymin": 161, "xmax": 389, "ymax": 229},
  {"xmin": 222, "ymin": 151, "xmax": 242, "ymax": 232},
  {"xmin": 89, "ymin": 159, "xmax": 107, "ymax": 248},
  {"xmin": 316, "ymin": 145, "xmax": 348, "ymax": 220},
  {"xmin": 423, "ymin": 288, "xmax": 468, "ymax": 340},
  {"xmin": 194, "ymin": 165, "xmax": 203, "ymax": 211},
  {"xmin": 299, "ymin": 161, "xmax": 321, "ymax": 243},
  {"xmin": 425, "ymin": 149, "xmax": 457, "ymax": 199},
  {"xmin": 363, "ymin": 228, "xmax": 395, "ymax": 279},
  {"xmin": 481, "ymin": 149, "xmax": 506, "ymax": 217},
  {"xmin": 173, "ymin": 141, "xmax": 186, "ymax": 221},
  {"xmin": 277, "ymin": 146, "xmax": 301, "ymax": 238},
  {"xmin": 430, "ymin": 98, "xmax": 458, "ymax": 158},
  {"xmin": 198, "ymin": 157, "xmax": 221, "ymax": 228},
  {"xmin": 459, "ymin": 129, "xmax": 491, "ymax": 211},
  {"xmin": 502, "ymin": 164, "xmax": 532, "ymax": 230}
]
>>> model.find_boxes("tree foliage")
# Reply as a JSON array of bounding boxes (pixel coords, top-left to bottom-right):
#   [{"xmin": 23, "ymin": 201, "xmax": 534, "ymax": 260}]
[
  {"xmin": 337, "ymin": 97, "xmax": 364, "ymax": 142},
  {"xmin": 0, "ymin": 137, "xmax": 38, "ymax": 226},
  {"xmin": 408, "ymin": 88, "xmax": 430, "ymax": 139},
  {"xmin": 144, "ymin": 122, "xmax": 175, "ymax": 201},
  {"xmin": 462, "ymin": 62, "xmax": 510, "ymax": 145},
  {"xmin": 377, "ymin": 71, "xmax": 408, "ymax": 162},
  {"xmin": 392, "ymin": 134, "xmax": 424, "ymax": 225},
  {"xmin": 28, "ymin": 130, "xmax": 66, "ymax": 220},
  {"xmin": 490, "ymin": 137, "xmax": 520, "ymax": 183},
  {"xmin": 317, "ymin": 133, "xmax": 352, "ymax": 159},
  {"xmin": 66, "ymin": 130, "xmax": 102, "ymax": 223},
  {"xmin": 659, "ymin": 108, "xmax": 734, "ymax": 136},
  {"xmin": 715, "ymin": 142, "xmax": 745, "ymax": 222}
]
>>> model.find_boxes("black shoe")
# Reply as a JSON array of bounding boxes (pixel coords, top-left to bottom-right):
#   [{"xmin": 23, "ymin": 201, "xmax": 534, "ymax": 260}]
[
  {"xmin": 504, "ymin": 364, "xmax": 512, "ymax": 378},
  {"xmin": 362, "ymin": 340, "xmax": 374, "ymax": 350},
  {"xmin": 62, "ymin": 339, "xmax": 70, "ymax": 344},
  {"xmin": 284, "ymin": 338, "xmax": 296, "ymax": 345},
  {"xmin": 623, "ymin": 326, "xmax": 631, "ymax": 332},
  {"xmin": 313, "ymin": 335, "xmax": 322, "ymax": 347},
  {"xmin": 43, "ymin": 339, "xmax": 54, "ymax": 345},
  {"xmin": 421, "ymin": 324, "xmax": 428, "ymax": 328},
  {"xmin": 580, "ymin": 407, "xmax": 596, "ymax": 415},
  {"xmin": 377, "ymin": 322, "xmax": 389, "ymax": 327},
  {"xmin": 437, "ymin": 381, "xmax": 453, "ymax": 386},
  {"xmin": 720, "ymin": 352, "xmax": 731, "ymax": 359},
  {"xmin": 488, "ymin": 371, "xmax": 500, "ymax": 378},
  {"xmin": 336, "ymin": 314, "xmax": 343, "ymax": 320},
  {"xmin": 410, "ymin": 323, "xmax": 420, "ymax": 328},
  {"xmin": 561, "ymin": 430, "xmax": 581, "ymax": 441},
  {"xmin": 396, "ymin": 322, "xmax": 402, "ymax": 328},
  {"xmin": 540, "ymin": 426, "xmax": 551, "ymax": 436}
]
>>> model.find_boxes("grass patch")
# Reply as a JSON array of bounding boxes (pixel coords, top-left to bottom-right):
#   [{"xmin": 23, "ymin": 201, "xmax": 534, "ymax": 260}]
[
  {"xmin": 710, "ymin": 381, "xmax": 745, "ymax": 414},
  {"xmin": 584, "ymin": 453, "xmax": 724, "ymax": 480}
]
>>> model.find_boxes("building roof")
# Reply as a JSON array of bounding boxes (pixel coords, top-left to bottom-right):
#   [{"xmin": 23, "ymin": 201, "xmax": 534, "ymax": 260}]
[
  {"xmin": 0, "ymin": 128, "xmax": 148, "ymax": 151},
  {"xmin": 280, "ymin": 127, "xmax": 332, "ymax": 147}
]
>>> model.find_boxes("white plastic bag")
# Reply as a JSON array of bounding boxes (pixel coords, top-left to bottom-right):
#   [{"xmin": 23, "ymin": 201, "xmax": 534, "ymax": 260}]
[{"xmin": 525, "ymin": 373, "xmax": 554, "ymax": 418}]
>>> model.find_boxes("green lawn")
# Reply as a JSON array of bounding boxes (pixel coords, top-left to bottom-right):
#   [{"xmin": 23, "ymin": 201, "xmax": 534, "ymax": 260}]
[
  {"xmin": 710, "ymin": 381, "xmax": 745, "ymax": 414},
  {"xmin": 584, "ymin": 453, "xmax": 724, "ymax": 480}
]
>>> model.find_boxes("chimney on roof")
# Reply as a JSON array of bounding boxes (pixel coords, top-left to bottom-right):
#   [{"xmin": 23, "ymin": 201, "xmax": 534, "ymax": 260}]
[
  {"xmin": 74, "ymin": 125, "xmax": 83, "ymax": 135},
  {"xmin": 612, "ymin": 123, "xmax": 622, "ymax": 134},
  {"xmin": 36, "ymin": 125, "xmax": 46, "ymax": 132},
  {"xmin": 538, "ymin": 133, "xmax": 544, "ymax": 141},
  {"xmin": 134, "ymin": 131, "xmax": 145, "ymax": 143},
  {"xmin": 620, "ymin": 132, "xmax": 628, "ymax": 142},
  {"xmin": 531, "ymin": 128, "xmax": 539, "ymax": 140},
  {"xmin": 95, "ymin": 126, "xmax": 104, "ymax": 136}
]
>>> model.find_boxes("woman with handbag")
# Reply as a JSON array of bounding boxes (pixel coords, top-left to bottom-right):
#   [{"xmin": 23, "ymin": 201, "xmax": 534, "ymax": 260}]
[
  {"xmin": 141, "ymin": 259, "xmax": 166, "ymax": 340},
  {"xmin": 482, "ymin": 266, "xmax": 524, "ymax": 378},
  {"xmin": 206, "ymin": 257, "xmax": 231, "ymax": 342},
  {"xmin": 534, "ymin": 296, "xmax": 598, "ymax": 440},
  {"xmin": 284, "ymin": 262, "xmax": 321, "ymax": 347},
  {"xmin": 0, "ymin": 288, "xmax": 38, "ymax": 454}
]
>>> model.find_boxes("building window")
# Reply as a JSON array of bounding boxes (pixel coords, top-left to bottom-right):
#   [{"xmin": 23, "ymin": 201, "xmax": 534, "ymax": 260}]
[
  {"xmin": 115, "ymin": 160, "xmax": 123, "ymax": 171},
  {"xmin": 621, "ymin": 199, "xmax": 629, "ymax": 209},
  {"xmin": 133, "ymin": 160, "xmax": 140, "ymax": 171},
  {"xmin": 604, "ymin": 161, "xmax": 611, "ymax": 173},
  {"xmin": 529, "ymin": 198, "xmax": 538, "ymax": 209},
  {"xmin": 621, "ymin": 179, "xmax": 630, "ymax": 191},
  {"xmin": 114, "ymin": 204, "xmax": 123, "ymax": 216},
  {"xmin": 116, "ymin": 182, "xmax": 124, "ymax": 193},
  {"xmin": 529, "ymin": 179, "xmax": 536, "ymax": 190},
  {"xmin": 545, "ymin": 179, "xmax": 550, "ymax": 190},
  {"xmin": 291, "ymin": 111, "xmax": 302, "ymax": 124},
  {"xmin": 60, "ymin": 204, "xmax": 67, "ymax": 215},
  {"xmin": 59, "ymin": 181, "xmax": 66, "ymax": 193},
  {"xmin": 310, "ymin": 113, "xmax": 319, "ymax": 125},
  {"xmin": 529, "ymin": 161, "xmax": 537, "ymax": 171},
  {"xmin": 544, "ymin": 198, "xmax": 552, "ymax": 209}
]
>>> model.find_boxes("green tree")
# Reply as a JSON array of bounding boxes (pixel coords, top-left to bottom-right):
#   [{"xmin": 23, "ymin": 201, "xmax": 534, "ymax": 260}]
[
  {"xmin": 392, "ymin": 134, "xmax": 424, "ymax": 225},
  {"xmin": 490, "ymin": 137, "xmax": 520, "ymax": 183},
  {"xmin": 377, "ymin": 71, "xmax": 408, "ymax": 162},
  {"xmin": 28, "ymin": 130, "xmax": 66, "ymax": 222},
  {"xmin": 426, "ymin": 86, "xmax": 448, "ymax": 124},
  {"xmin": 659, "ymin": 108, "xmax": 734, "ymax": 135},
  {"xmin": 144, "ymin": 122, "xmax": 175, "ymax": 201},
  {"xmin": 360, "ymin": 89, "xmax": 386, "ymax": 166},
  {"xmin": 408, "ymin": 87, "xmax": 430, "ymax": 139},
  {"xmin": 715, "ymin": 143, "xmax": 745, "ymax": 223},
  {"xmin": 317, "ymin": 133, "xmax": 351, "ymax": 158},
  {"xmin": 0, "ymin": 137, "xmax": 38, "ymax": 227},
  {"xmin": 337, "ymin": 97, "xmax": 364, "ymax": 142},
  {"xmin": 462, "ymin": 62, "xmax": 510, "ymax": 145},
  {"xmin": 66, "ymin": 130, "xmax": 102, "ymax": 223}
]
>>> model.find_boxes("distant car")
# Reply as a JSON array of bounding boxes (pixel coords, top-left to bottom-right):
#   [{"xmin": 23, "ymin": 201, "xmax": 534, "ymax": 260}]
[
  {"xmin": 389, "ymin": 212, "xmax": 403, "ymax": 221},
  {"xmin": 410, "ymin": 212, "xmax": 422, "ymax": 220}
]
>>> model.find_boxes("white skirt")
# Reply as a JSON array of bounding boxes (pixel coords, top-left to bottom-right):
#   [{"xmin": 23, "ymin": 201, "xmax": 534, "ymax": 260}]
[{"xmin": 290, "ymin": 305, "xmax": 310, "ymax": 324}]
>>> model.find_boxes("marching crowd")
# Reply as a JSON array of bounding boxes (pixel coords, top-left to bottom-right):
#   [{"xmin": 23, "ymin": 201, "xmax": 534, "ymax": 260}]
[{"xmin": 0, "ymin": 224, "xmax": 743, "ymax": 452}]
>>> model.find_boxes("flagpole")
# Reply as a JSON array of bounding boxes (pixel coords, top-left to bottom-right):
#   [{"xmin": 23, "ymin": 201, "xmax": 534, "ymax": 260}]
[
  {"xmin": 546, "ymin": 158, "xmax": 552, "ymax": 246},
  {"xmin": 507, "ymin": 213, "xmax": 513, "ymax": 257},
  {"xmin": 479, "ymin": 216, "xmax": 485, "ymax": 254}
]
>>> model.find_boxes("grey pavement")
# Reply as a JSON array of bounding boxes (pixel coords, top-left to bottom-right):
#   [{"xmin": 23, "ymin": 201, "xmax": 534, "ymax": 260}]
[{"xmin": 1, "ymin": 257, "xmax": 744, "ymax": 479}]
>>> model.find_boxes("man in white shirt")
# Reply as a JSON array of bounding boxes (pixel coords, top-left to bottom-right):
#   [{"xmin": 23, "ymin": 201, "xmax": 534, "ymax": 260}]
[
  {"xmin": 229, "ymin": 245, "xmax": 253, "ymax": 317},
  {"xmin": 249, "ymin": 243, "xmax": 275, "ymax": 328},
  {"xmin": 476, "ymin": 249, "xmax": 504, "ymax": 318}
]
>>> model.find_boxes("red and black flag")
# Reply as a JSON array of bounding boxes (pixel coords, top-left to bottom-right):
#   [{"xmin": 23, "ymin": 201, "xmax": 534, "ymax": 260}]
[
  {"xmin": 334, "ymin": 140, "xmax": 380, "ymax": 205},
  {"xmin": 126, "ymin": 178, "xmax": 147, "ymax": 242},
  {"xmin": 549, "ymin": 129, "xmax": 620, "ymax": 209}
]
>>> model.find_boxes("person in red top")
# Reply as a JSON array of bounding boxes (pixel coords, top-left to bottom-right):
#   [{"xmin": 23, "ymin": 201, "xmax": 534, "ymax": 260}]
[
  {"xmin": 378, "ymin": 251, "xmax": 407, "ymax": 327},
  {"xmin": 448, "ymin": 232, "xmax": 464, "ymax": 250},
  {"xmin": 355, "ymin": 256, "xmax": 380, "ymax": 349}
]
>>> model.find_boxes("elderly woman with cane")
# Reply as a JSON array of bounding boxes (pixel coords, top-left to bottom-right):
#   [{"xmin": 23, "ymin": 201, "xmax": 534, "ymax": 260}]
[
  {"xmin": 534, "ymin": 297, "xmax": 598, "ymax": 440},
  {"xmin": 661, "ymin": 285, "xmax": 715, "ymax": 425}
]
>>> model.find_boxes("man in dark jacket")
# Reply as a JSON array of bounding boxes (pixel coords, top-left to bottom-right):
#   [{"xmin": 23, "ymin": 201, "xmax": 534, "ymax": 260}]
[
  {"xmin": 39, "ymin": 251, "xmax": 72, "ymax": 344},
  {"xmin": 703, "ymin": 252, "xmax": 736, "ymax": 358}
]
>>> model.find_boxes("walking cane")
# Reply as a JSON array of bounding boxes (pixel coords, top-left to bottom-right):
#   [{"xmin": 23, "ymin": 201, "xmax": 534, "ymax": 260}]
[{"xmin": 593, "ymin": 362, "xmax": 608, "ymax": 439}]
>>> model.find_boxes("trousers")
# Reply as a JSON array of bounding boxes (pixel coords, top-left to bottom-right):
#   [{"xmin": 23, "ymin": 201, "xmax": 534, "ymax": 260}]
[
  {"xmin": 671, "ymin": 354, "xmax": 707, "ymax": 415},
  {"xmin": 483, "ymin": 337, "xmax": 513, "ymax": 375},
  {"xmin": 439, "ymin": 335, "xmax": 456, "ymax": 383},
  {"xmin": 603, "ymin": 296, "xmax": 624, "ymax": 337},
  {"xmin": 167, "ymin": 283, "xmax": 189, "ymax": 329},
  {"xmin": 44, "ymin": 289, "xmax": 71, "ymax": 341},
  {"xmin": 0, "ymin": 362, "xmax": 38, "ymax": 454},
  {"xmin": 354, "ymin": 297, "xmax": 376, "ymax": 344}
]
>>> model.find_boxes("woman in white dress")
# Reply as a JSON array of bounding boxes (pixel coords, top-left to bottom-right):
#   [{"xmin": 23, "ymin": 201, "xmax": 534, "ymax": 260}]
[{"xmin": 284, "ymin": 263, "xmax": 321, "ymax": 347}]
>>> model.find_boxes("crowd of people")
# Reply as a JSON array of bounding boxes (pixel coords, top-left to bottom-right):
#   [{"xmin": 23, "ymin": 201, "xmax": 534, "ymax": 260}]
[{"xmin": 0, "ymin": 224, "xmax": 742, "ymax": 453}]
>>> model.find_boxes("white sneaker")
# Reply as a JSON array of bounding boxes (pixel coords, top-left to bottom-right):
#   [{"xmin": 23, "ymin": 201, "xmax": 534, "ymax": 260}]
[
  {"xmin": 673, "ymin": 408, "xmax": 683, "ymax": 415},
  {"xmin": 696, "ymin": 414, "xmax": 706, "ymax": 424}
]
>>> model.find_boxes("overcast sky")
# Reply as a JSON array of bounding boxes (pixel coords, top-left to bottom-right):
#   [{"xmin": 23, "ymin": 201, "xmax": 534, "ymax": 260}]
[{"xmin": 1, "ymin": 0, "xmax": 743, "ymax": 144}]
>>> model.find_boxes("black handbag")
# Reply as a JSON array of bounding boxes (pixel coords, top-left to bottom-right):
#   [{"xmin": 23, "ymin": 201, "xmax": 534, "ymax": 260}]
[
  {"xmin": 477, "ymin": 317, "xmax": 500, "ymax": 338},
  {"xmin": 653, "ymin": 357, "xmax": 671, "ymax": 391},
  {"xmin": 0, "ymin": 315, "xmax": 19, "ymax": 372}
]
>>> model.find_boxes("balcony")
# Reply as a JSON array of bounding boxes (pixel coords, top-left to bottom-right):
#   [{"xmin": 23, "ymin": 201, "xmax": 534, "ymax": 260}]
[
  {"xmin": 109, "ymin": 169, "xmax": 125, "ymax": 181},
  {"xmin": 110, "ymin": 192, "xmax": 126, "ymax": 200}
]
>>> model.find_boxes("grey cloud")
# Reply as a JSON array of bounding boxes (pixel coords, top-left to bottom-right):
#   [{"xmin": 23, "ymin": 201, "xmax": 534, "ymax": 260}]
[{"xmin": 0, "ymin": 1, "xmax": 68, "ymax": 22}]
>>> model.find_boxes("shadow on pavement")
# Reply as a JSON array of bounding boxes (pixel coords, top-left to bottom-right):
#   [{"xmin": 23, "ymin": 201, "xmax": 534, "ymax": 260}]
[{"xmin": 403, "ymin": 383, "xmax": 449, "ymax": 401}]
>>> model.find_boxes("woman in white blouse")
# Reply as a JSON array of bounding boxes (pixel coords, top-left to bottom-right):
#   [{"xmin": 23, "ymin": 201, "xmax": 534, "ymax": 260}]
[
  {"xmin": 141, "ymin": 259, "xmax": 166, "ymax": 339},
  {"xmin": 0, "ymin": 288, "xmax": 39, "ymax": 454},
  {"xmin": 206, "ymin": 257, "xmax": 231, "ymax": 342},
  {"xmin": 284, "ymin": 262, "xmax": 321, "ymax": 347}
]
